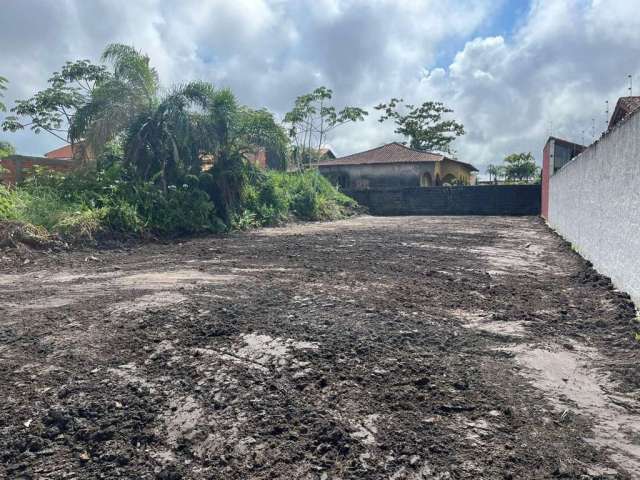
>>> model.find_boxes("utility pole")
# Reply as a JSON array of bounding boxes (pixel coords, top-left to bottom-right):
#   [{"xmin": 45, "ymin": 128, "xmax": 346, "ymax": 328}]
[
  {"xmin": 629, "ymin": 74, "xmax": 633, "ymax": 96},
  {"xmin": 591, "ymin": 118, "xmax": 595, "ymax": 139},
  {"xmin": 605, "ymin": 100, "xmax": 609, "ymax": 132},
  {"xmin": 581, "ymin": 129, "xmax": 585, "ymax": 145}
]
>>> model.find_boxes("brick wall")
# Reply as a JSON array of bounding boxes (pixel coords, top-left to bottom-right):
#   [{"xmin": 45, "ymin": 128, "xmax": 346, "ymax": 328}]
[
  {"xmin": 0, "ymin": 155, "xmax": 78, "ymax": 185},
  {"xmin": 346, "ymin": 185, "xmax": 541, "ymax": 216}
]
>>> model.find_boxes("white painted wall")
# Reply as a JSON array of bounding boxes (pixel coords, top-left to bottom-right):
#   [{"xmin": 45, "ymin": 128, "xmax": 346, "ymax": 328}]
[{"xmin": 549, "ymin": 110, "xmax": 640, "ymax": 305}]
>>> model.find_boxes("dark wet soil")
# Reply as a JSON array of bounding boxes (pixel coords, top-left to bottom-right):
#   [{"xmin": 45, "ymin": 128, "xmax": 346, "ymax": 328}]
[{"xmin": 1, "ymin": 216, "xmax": 638, "ymax": 479}]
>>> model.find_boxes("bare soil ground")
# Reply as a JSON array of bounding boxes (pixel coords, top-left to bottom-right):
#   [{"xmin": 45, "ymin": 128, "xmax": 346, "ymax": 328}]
[{"xmin": 1, "ymin": 216, "xmax": 639, "ymax": 480}]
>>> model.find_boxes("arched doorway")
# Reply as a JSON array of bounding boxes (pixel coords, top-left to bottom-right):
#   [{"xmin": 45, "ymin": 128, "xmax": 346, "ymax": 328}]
[
  {"xmin": 420, "ymin": 172, "xmax": 432, "ymax": 187},
  {"xmin": 442, "ymin": 173, "xmax": 457, "ymax": 185},
  {"xmin": 435, "ymin": 173, "xmax": 441, "ymax": 186}
]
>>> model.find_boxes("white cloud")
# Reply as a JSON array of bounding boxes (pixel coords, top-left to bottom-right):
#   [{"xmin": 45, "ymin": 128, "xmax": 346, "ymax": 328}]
[{"xmin": 2, "ymin": 0, "xmax": 640, "ymax": 176}]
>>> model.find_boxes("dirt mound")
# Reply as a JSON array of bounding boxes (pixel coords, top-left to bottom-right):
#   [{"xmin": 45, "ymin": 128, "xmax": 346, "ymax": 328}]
[{"xmin": 0, "ymin": 221, "xmax": 66, "ymax": 250}]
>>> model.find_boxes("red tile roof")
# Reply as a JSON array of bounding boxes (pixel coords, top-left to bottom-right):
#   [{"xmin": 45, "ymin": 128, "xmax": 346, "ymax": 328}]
[
  {"xmin": 608, "ymin": 96, "xmax": 640, "ymax": 130},
  {"xmin": 44, "ymin": 144, "xmax": 76, "ymax": 159},
  {"xmin": 318, "ymin": 142, "xmax": 477, "ymax": 171}
]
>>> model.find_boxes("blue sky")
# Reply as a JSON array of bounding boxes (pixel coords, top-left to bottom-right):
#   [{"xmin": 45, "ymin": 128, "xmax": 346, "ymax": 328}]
[{"xmin": 2, "ymin": 0, "xmax": 640, "ymax": 173}]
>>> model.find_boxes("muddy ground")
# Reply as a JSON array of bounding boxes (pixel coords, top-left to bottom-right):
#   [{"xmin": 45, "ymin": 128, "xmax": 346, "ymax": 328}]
[{"xmin": 1, "ymin": 216, "xmax": 639, "ymax": 479}]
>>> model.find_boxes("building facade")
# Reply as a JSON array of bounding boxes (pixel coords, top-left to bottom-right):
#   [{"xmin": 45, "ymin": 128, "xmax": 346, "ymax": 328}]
[{"xmin": 318, "ymin": 142, "xmax": 477, "ymax": 190}]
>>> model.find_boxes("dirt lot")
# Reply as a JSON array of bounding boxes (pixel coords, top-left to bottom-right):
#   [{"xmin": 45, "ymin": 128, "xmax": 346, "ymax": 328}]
[{"xmin": 1, "ymin": 216, "xmax": 639, "ymax": 479}]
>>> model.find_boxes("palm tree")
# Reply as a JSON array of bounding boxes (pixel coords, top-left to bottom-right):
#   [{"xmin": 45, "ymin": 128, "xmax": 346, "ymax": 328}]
[
  {"xmin": 71, "ymin": 44, "xmax": 160, "ymax": 157},
  {"xmin": 72, "ymin": 44, "xmax": 289, "ymax": 221}
]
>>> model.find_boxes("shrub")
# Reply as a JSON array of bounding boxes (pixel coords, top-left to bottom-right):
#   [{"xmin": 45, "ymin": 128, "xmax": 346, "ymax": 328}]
[
  {"xmin": 0, "ymin": 185, "xmax": 19, "ymax": 220},
  {"xmin": 144, "ymin": 187, "xmax": 223, "ymax": 236},
  {"xmin": 0, "ymin": 163, "xmax": 356, "ymax": 244},
  {"xmin": 55, "ymin": 207, "xmax": 107, "ymax": 241},
  {"xmin": 269, "ymin": 170, "xmax": 356, "ymax": 221}
]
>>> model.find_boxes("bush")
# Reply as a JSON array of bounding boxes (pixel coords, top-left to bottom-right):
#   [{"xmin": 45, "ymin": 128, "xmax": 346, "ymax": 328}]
[
  {"xmin": 0, "ymin": 164, "xmax": 357, "ymax": 245},
  {"xmin": 269, "ymin": 170, "xmax": 356, "ymax": 221},
  {"xmin": 145, "ymin": 187, "xmax": 223, "ymax": 236}
]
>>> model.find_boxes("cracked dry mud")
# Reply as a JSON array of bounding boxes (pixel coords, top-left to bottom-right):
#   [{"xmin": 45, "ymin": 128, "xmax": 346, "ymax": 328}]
[{"xmin": 1, "ymin": 215, "xmax": 639, "ymax": 479}]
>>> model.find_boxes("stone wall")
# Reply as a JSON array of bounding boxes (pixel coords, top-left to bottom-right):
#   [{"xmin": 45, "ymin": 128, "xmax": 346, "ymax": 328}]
[
  {"xmin": 548, "ymin": 109, "xmax": 640, "ymax": 304},
  {"xmin": 346, "ymin": 185, "xmax": 541, "ymax": 216}
]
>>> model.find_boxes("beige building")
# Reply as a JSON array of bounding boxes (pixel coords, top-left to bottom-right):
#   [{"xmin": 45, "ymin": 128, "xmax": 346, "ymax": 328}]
[{"xmin": 318, "ymin": 142, "xmax": 477, "ymax": 189}]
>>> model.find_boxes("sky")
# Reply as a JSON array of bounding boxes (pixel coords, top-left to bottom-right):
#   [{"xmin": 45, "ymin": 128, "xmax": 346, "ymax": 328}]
[{"xmin": 2, "ymin": 0, "xmax": 640, "ymax": 174}]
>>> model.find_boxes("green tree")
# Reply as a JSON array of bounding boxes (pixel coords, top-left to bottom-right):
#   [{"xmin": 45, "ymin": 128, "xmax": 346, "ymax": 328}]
[
  {"xmin": 0, "ymin": 141, "xmax": 15, "ymax": 158},
  {"xmin": 71, "ymin": 44, "xmax": 159, "ymax": 155},
  {"xmin": 2, "ymin": 61, "xmax": 109, "ymax": 146},
  {"xmin": 71, "ymin": 44, "xmax": 288, "ymax": 221},
  {"xmin": 375, "ymin": 98, "xmax": 465, "ymax": 153},
  {"xmin": 502, "ymin": 152, "xmax": 539, "ymax": 183},
  {"xmin": 284, "ymin": 87, "xmax": 367, "ymax": 168},
  {"xmin": 0, "ymin": 76, "xmax": 7, "ymax": 112},
  {"xmin": 237, "ymin": 107, "xmax": 289, "ymax": 170},
  {"xmin": 486, "ymin": 164, "xmax": 504, "ymax": 184}
]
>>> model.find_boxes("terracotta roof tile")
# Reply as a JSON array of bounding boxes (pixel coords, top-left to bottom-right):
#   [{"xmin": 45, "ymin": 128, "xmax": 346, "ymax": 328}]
[
  {"xmin": 608, "ymin": 96, "xmax": 640, "ymax": 130},
  {"xmin": 318, "ymin": 142, "xmax": 477, "ymax": 171}
]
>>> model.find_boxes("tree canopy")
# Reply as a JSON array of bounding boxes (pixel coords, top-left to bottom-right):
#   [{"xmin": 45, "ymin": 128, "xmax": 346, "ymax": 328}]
[
  {"xmin": 0, "ymin": 76, "xmax": 7, "ymax": 112},
  {"xmin": 0, "ymin": 141, "xmax": 15, "ymax": 158},
  {"xmin": 375, "ymin": 98, "xmax": 464, "ymax": 154},
  {"xmin": 284, "ymin": 87, "xmax": 367, "ymax": 168},
  {"xmin": 2, "ymin": 61, "xmax": 109, "ymax": 145},
  {"xmin": 502, "ymin": 152, "xmax": 539, "ymax": 183}
]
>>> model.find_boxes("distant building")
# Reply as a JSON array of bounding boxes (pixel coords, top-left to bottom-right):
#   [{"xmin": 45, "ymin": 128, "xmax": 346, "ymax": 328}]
[
  {"xmin": 317, "ymin": 148, "xmax": 336, "ymax": 160},
  {"xmin": 608, "ymin": 96, "xmax": 640, "ymax": 131},
  {"xmin": 0, "ymin": 142, "xmax": 93, "ymax": 185},
  {"xmin": 541, "ymin": 137, "xmax": 587, "ymax": 219},
  {"xmin": 44, "ymin": 141, "xmax": 93, "ymax": 163},
  {"xmin": 317, "ymin": 142, "xmax": 477, "ymax": 190},
  {"xmin": 0, "ymin": 155, "xmax": 78, "ymax": 185}
]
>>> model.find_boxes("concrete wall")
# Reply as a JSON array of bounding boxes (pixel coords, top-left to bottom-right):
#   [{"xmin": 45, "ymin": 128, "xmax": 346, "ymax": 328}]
[
  {"xmin": 548, "ymin": 110, "xmax": 640, "ymax": 304},
  {"xmin": 347, "ymin": 185, "xmax": 541, "ymax": 216}
]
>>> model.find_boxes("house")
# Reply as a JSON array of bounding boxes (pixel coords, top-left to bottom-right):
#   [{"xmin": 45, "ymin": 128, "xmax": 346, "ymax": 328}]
[
  {"xmin": 0, "ymin": 142, "xmax": 91, "ymax": 185},
  {"xmin": 317, "ymin": 142, "xmax": 478, "ymax": 190},
  {"xmin": 0, "ymin": 155, "xmax": 78, "ymax": 185},
  {"xmin": 317, "ymin": 148, "xmax": 336, "ymax": 160},
  {"xmin": 541, "ymin": 136, "xmax": 587, "ymax": 219},
  {"xmin": 608, "ymin": 96, "xmax": 640, "ymax": 131}
]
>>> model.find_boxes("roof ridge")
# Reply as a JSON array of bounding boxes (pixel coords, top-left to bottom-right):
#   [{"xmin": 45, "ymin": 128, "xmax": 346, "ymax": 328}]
[
  {"xmin": 335, "ymin": 142, "xmax": 397, "ymax": 160},
  {"xmin": 392, "ymin": 142, "xmax": 446, "ymax": 158}
]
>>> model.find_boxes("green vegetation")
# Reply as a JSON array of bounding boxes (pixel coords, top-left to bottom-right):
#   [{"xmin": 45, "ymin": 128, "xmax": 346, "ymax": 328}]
[
  {"xmin": 0, "ymin": 76, "xmax": 7, "ymax": 112},
  {"xmin": 0, "ymin": 140, "xmax": 14, "ymax": 158},
  {"xmin": 284, "ymin": 87, "xmax": 367, "ymax": 169},
  {"xmin": 0, "ymin": 166, "xmax": 355, "ymax": 242},
  {"xmin": 487, "ymin": 152, "xmax": 540, "ymax": 184},
  {"xmin": 375, "ymin": 98, "xmax": 465, "ymax": 154},
  {"xmin": 0, "ymin": 45, "xmax": 357, "ymax": 244}
]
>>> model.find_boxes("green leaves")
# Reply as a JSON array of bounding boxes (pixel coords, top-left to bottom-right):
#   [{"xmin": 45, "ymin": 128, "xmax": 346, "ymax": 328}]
[
  {"xmin": 502, "ymin": 152, "xmax": 539, "ymax": 183},
  {"xmin": 0, "ymin": 141, "xmax": 15, "ymax": 159},
  {"xmin": 1, "ymin": 60, "xmax": 110, "ymax": 145},
  {"xmin": 0, "ymin": 76, "xmax": 7, "ymax": 112},
  {"xmin": 375, "ymin": 99, "xmax": 464, "ymax": 153},
  {"xmin": 284, "ymin": 86, "xmax": 367, "ymax": 167}
]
